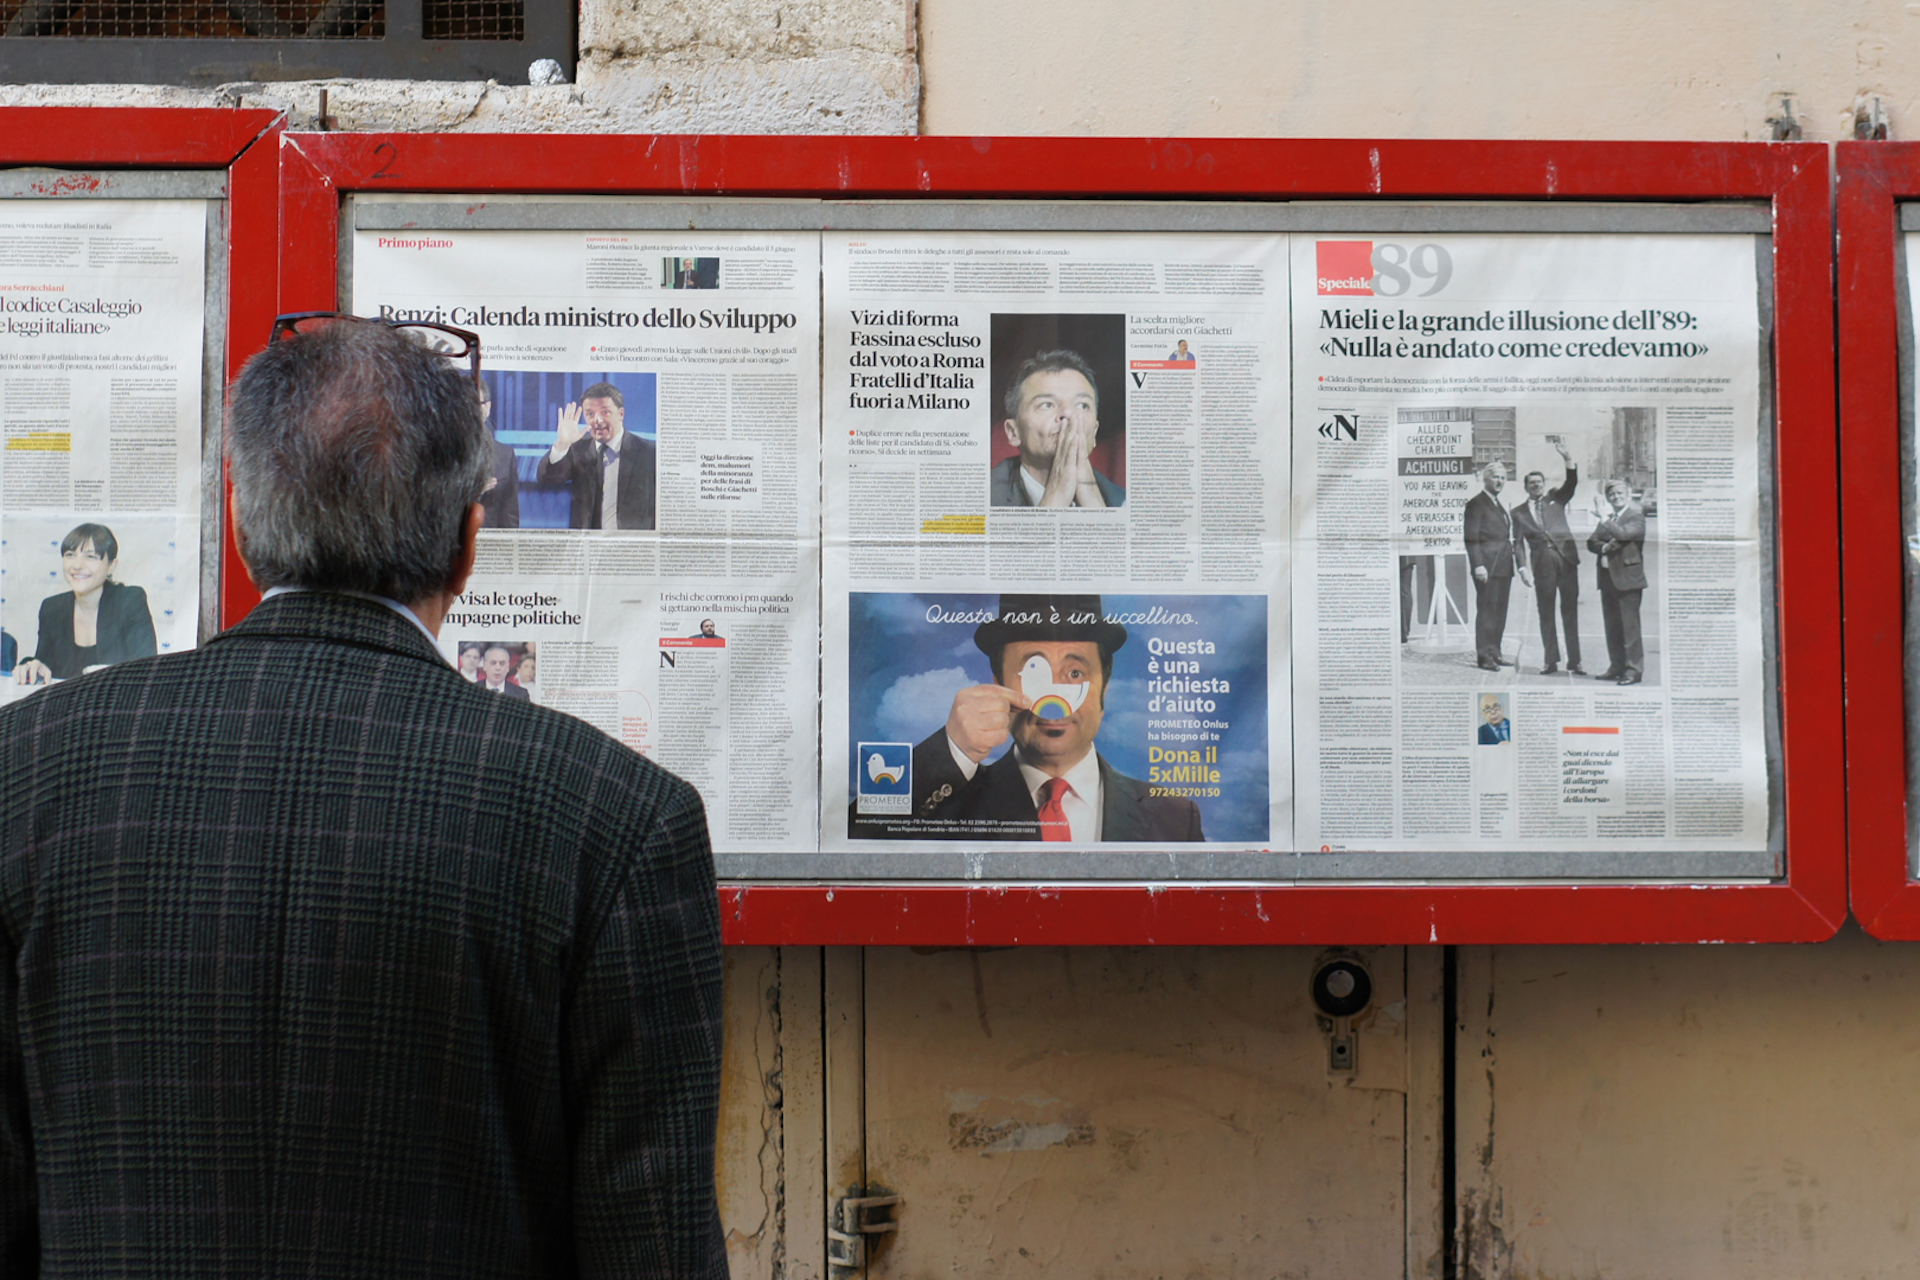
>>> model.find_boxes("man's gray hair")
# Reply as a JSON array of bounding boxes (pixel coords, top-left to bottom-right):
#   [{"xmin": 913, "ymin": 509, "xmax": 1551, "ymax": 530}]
[{"xmin": 227, "ymin": 321, "xmax": 489, "ymax": 605}]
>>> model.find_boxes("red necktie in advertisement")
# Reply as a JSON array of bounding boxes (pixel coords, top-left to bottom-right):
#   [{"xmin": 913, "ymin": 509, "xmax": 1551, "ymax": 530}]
[{"xmin": 1037, "ymin": 777, "xmax": 1071, "ymax": 842}]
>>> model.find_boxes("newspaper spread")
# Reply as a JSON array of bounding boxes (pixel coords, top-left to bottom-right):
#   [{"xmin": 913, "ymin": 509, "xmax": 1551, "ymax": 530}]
[
  {"xmin": 1293, "ymin": 233, "xmax": 1770, "ymax": 860},
  {"xmin": 322, "ymin": 216, "xmax": 1780, "ymax": 877},
  {"xmin": 1, "ymin": 197, "xmax": 207, "ymax": 702},
  {"xmin": 817, "ymin": 231, "xmax": 1292, "ymax": 862},
  {"xmin": 350, "ymin": 227, "xmax": 821, "ymax": 853}
]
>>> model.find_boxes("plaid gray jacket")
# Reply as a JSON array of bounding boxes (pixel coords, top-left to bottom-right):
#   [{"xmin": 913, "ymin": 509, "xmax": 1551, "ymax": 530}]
[{"xmin": 0, "ymin": 592, "xmax": 726, "ymax": 1278}]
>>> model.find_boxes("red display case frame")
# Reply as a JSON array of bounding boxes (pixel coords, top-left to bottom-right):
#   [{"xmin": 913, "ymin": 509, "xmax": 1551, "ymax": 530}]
[
  {"xmin": 0, "ymin": 107, "xmax": 282, "ymax": 387},
  {"xmin": 1836, "ymin": 143, "xmax": 1920, "ymax": 937},
  {"xmin": 267, "ymin": 133, "xmax": 1843, "ymax": 945}
]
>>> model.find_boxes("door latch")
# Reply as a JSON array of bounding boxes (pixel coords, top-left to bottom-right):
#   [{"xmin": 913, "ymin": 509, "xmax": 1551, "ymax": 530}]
[
  {"xmin": 829, "ymin": 1190, "xmax": 900, "ymax": 1276},
  {"xmin": 1311, "ymin": 952, "xmax": 1374, "ymax": 1075}
]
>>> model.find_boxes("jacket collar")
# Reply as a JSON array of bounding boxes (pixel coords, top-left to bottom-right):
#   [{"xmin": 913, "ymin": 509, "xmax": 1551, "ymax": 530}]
[{"xmin": 208, "ymin": 590, "xmax": 449, "ymax": 671}]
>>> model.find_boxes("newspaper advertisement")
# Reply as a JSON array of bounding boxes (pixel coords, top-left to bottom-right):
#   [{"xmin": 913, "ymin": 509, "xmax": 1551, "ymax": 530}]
[
  {"xmin": 1294, "ymin": 233, "xmax": 1770, "ymax": 865},
  {"xmin": 819, "ymin": 231, "xmax": 1291, "ymax": 867},
  {"xmin": 1, "ymin": 197, "xmax": 207, "ymax": 702},
  {"xmin": 351, "ymin": 226, "xmax": 821, "ymax": 853}
]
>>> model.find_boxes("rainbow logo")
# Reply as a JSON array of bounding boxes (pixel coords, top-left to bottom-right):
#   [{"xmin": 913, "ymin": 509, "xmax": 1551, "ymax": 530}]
[
  {"xmin": 1018, "ymin": 654, "xmax": 1088, "ymax": 721},
  {"xmin": 1030, "ymin": 692, "xmax": 1075, "ymax": 720}
]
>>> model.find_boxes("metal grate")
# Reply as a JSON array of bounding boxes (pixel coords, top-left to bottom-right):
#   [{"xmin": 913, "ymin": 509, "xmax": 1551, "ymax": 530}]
[
  {"xmin": 1, "ymin": 0, "xmax": 382, "ymax": 37},
  {"xmin": 423, "ymin": 0, "xmax": 519, "ymax": 40}
]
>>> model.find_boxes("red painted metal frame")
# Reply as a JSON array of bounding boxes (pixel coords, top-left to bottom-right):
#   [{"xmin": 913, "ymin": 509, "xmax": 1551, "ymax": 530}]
[
  {"xmin": 2, "ymin": 109, "xmax": 281, "ymax": 385},
  {"xmin": 268, "ymin": 133, "xmax": 1844, "ymax": 946},
  {"xmin": 1837, "ymin": 144, "xmax": 1920, "ymax": 938},
  {"xmin": 3, "ymin": 106, "xmax": 283, "ymax": 616}
]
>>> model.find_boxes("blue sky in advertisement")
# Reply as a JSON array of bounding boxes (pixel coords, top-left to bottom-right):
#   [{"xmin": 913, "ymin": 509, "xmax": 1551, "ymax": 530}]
[{"xmin": 848, "ymin": 592, "xmax": 1270, "ymax": 842}]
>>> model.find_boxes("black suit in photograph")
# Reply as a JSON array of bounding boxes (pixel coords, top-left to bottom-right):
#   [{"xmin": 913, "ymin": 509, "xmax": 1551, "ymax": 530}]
[
  {"xmin": 1510, "ymin": 467, "xmax": 1581, "ymax": 669},
  {"xmin": 0, "ymin": 592, "xmax": 725, "ymax": 1277},
  {"xmin": 482, "ymin": 678, "xmax": 531, "ymax": 700},
  {"xmin": 1590, "ymin": 500, "xmax": 1649, "ymax": 678},
  {"xmin": 538, "ymin": 433, "xmax": 658, "ymax": 530},
  {"xmin": 851, "ymin": 729, "xmax": 1203, "ymax": 842},
  {"xmin": 479, "ymin": 437, "xmax": 520, "ymax": 528},
  {"xmin": 1462, "ymin": 489, "xmax": 1518, "ymax": 667},
  {"xmin": 29, "ymin": 578, "xmax": 157, "ymax": 679}
]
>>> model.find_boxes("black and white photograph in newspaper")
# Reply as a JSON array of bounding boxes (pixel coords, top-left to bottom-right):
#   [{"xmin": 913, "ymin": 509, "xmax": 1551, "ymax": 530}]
[{"xmin": 1397, "ymin": 404, "xmax": 1660, "ymax": 689}]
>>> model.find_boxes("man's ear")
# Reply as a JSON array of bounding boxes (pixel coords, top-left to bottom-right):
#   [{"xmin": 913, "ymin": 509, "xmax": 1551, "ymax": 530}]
[
  {"xmin": 1002, "ymin": 418, "xmax": 1021, "ymax": 450},
  {"xmin": 226, "ymin": 484, "xmax": 259, "ymax": 588},
  {"xmin": 445, "ymin": 502, "xmax": 483, "ymax": 599}
]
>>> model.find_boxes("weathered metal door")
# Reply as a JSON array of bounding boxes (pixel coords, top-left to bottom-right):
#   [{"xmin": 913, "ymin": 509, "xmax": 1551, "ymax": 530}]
[{"xmin": 771, "ymin": 945, "xmax": 1440, "ymax": 1279}]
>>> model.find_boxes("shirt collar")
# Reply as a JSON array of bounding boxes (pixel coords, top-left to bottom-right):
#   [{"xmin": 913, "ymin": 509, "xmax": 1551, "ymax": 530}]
[
  {"xmin": 1018, "ymin": 463, "xmax": 1047, "ymax": 505},
  {"xmin": 1014, "ymin": 743, "xmax": 1103, "ymax": 811},
  {"xmin": 263, "ymin": 585, "xmax": 439, "ymax": 649}
]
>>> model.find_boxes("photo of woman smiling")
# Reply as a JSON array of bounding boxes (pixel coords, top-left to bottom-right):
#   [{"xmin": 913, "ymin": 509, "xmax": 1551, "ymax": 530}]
[{"xmin": 13, "ymin": 522, "xmax": 157, "ymax": 685}]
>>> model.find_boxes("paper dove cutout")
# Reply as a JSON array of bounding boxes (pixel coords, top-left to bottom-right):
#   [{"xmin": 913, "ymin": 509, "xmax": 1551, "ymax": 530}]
[
  {"xmin": 1018, "ymin": 654, "xmax": 1089, "ymax": 720},
  {"xmin": 867, "ymin": 752, "xmax": 905, "ymax": 785}
]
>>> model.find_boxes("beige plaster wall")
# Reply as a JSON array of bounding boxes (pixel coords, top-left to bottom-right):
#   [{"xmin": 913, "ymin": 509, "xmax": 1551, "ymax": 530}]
[{"xmin": 919, "ymin": 0, "xmax": 1911, "ymax": 141}]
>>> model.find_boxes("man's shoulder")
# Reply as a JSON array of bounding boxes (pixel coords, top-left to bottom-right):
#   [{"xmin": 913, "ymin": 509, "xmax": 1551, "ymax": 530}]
[
  {"xmin": 1096, "ymin": 753, "xmax": 1204, "ymax": 841},
  {"xmin": 988, "ymin": 456, "xmax": 1024, "ymax": 506},
  {"xmin": 0, "ymin": 647, "xmax": 202, "ymax": 744},
  {"xmin": 1, "ymin": 636, "xmax": 699, "ymax": 830}
]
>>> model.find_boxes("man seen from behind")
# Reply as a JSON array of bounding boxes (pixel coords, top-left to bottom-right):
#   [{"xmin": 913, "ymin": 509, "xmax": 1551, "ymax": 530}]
[{"xmin": 0, "ymin": 319, "xmax": 725, "ymax": 1278}]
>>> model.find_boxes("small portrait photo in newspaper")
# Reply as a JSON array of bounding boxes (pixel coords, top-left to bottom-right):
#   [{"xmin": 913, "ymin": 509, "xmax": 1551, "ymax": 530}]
[
  {"xmin": 663, "ymin": 256, "xmax": 720, "ymax": 290},
  {"xmin": 844, "ymin": 591, "xmax": 1269, "ymax": 845},
  {"xmin": 460, "ymin": 639, "xmax": 536, "ymax": 702},
  {"xmin": 1398, "ymin": 404, "xmax": 1659, "ymax": 689},
  {"xmin": 5, "ymin": 515, "xmax": 173, "ymax": 690},
  {"xmin": 988, "ymin": 313, "xmax": 1128, "ymax": 510},
  {"xmin": 1477, "ymin": 692, "xmax": 1512, "ymax": 745}
]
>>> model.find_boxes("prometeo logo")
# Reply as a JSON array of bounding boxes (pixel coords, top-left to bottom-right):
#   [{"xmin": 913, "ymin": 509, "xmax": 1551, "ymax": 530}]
[{"xmin": 1316, "ymin": 241, "xmax": 1375, "ymax": 296}]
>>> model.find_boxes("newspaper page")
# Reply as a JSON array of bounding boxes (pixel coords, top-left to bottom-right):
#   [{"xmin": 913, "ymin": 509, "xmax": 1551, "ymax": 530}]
[
  {"xmin": 1, "ymin": 197, "xmax": 207, "ymax": 702},
  {"xmin": 1293, "ymin": 233, "xmax": 1770, "ymax": 870},
  {"xmin": 819, "ymin": 230, "xmax": 1292, "ymax": 872},
  {"xmin": 351, "ymin": 226, "xmax": 821, "ymax": 854}
]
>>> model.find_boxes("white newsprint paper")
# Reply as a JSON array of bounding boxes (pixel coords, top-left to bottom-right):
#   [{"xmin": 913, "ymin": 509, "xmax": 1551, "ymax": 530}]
[
  {"xmin": 817, "ymin": 230, "xmax": 1293, "ymax": 875},
  {"xmin": 1, "ymin": 198, "xmax": 207, "ymax": 699},
  {"xmin": 1292, "ymin": 233, "xmax": 1770, "ymax": 867},
  {"xmin": 351, "ymin": 225, "xmax": 821, "ymax": 855}
]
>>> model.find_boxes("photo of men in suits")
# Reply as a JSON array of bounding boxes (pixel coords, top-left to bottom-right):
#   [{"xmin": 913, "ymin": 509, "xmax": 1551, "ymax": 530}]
[
  {"xmin": 1400, "ymin": 406, "xmax": 1659, "ymax": 689},
  {"xmin": 1511, "ymin": 439, "xmax": 1583, "ymax": 675},
  {"xmin": 536, "ymin": 380, "xmax": 658, "ymax": 530},
  {"xmin": 478, "ymin": 643, "xmax": 530, "ymax": 699},
  {"xmin": 1463, "ymin": 462, "xmax": 1520, "ymax": 671},
  {"xmin": 860, "ymin": 594, "xmax": 1202, "ymax": 843}
]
